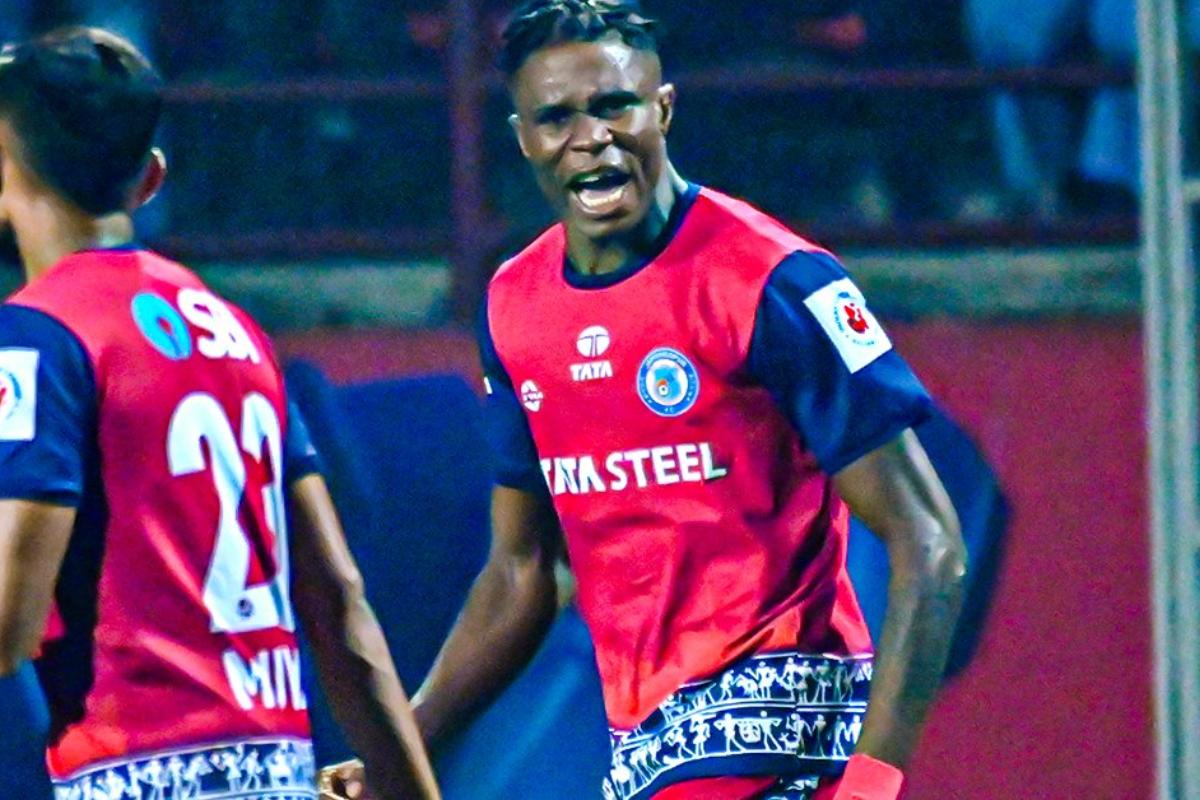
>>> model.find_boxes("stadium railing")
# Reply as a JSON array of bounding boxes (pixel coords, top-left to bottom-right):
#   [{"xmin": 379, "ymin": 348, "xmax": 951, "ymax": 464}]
[{"xmin": 154, "ymin": 10, "xmax": 1137, "ymax": 322}]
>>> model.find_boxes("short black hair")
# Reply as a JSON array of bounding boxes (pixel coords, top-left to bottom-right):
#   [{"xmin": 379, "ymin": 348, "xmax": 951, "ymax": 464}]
[
  {"xmin": 0, "ymin": 26, "xmax": 162, "ymax": 215},
  {"xmin": 499, "ymin": 0, "xmax": 660, "ymax": 78}
]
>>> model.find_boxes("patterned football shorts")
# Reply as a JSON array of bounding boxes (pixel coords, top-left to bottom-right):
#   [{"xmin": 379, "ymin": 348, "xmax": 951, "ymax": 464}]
[
  {"xmin": 761, "ymin": 775, "xmax": 835, "ymax": 800},
  {"xmin": 51, "ymin": 737, "xmax": 317, "ymax": 800}
]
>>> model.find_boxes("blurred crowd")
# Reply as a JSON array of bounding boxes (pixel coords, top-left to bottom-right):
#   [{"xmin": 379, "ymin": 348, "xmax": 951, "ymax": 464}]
[{"xmin": 1, "ymin": 0, "xmax": 1171, "ymax": 248}]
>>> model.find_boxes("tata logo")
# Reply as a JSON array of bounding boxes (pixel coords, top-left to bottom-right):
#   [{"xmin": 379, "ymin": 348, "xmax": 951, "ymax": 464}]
[
  {"xmin": 576, "ymin": 326, "xmax": 611, "ymax": 358},
  {"xmin": 571, "ymin": 325, "xmax": 614, "ymax": 383},
  {"xmin": 637, "ymin": 347, "xmax": 700, "ymax": 417}
]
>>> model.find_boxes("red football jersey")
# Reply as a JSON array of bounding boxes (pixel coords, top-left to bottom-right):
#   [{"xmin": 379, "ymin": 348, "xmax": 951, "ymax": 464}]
[
  {"xmin": 487, "ymin": 188, "xmax": 875, "ymax": 730},
  {"xmin": 482, "ymin": 186, "xmax": 933, "ymax": 798},
  {"xmin": 7, "ymin": 249, "xmax": 312, "ymax": 787}
]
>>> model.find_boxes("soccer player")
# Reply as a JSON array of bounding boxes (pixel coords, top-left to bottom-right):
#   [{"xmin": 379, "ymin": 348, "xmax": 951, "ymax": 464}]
[
  {"xmin": 326, "ymin": 2, "xmax": 966, "ymax": 799},
  {"xmin": 0, "ymin": 27, "xmax": 438, "ymax": 800}
]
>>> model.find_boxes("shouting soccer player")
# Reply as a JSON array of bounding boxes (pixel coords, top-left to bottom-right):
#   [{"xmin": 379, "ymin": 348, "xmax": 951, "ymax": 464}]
[
  {"xmin": 323, "ymin": 2, "xmax": 966, "ymax": 799},
  {"xmin": 0, "ymin": 27, "xmax": 438, "ymax": 800}
]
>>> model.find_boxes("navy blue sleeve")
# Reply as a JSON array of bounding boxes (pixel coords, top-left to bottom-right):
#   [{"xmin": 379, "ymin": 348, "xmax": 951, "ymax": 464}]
[
  {"xmin": 747, "ymin": 251, "xmax": 933, "ymax": 475},
  {"xmin": 284, "ymin": 400, "xmax": 323, "ymax": 483},
  {"xmin": 0, "ymin": 305, "xmax": 95, "ymax": 505},
  {"xmin": 477, "ymin": 296, "xmax": 545, "ymax": 491}
]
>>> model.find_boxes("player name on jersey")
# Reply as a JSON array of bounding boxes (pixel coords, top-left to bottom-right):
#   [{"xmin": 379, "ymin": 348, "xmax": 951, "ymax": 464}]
[
  {"xmin": 540, "ymin": 442, "xmax": 729, "ymax": 497},
  {"xmin": 223, "ymin": 645, "xmax": 307, "ymax": 712}
]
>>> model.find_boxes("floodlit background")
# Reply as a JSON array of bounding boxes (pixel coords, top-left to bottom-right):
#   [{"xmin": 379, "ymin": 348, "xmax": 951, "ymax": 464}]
[{"xmin": 1, "ymin": 1, "xmax": 1192, "ymax": 798}]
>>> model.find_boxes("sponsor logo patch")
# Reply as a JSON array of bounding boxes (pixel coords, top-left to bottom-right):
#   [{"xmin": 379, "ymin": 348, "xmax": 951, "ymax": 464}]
[
  {"xmin": 576, "ymin": 325, "xmax": 611, "ymax": 358},
  {"xmin": 802, "ymin": 278, "xmax": 892, "ymax": 374},
  {"xmin": 0, "ymin": 348, "xmax": 38, "ymax": 441},
  {"xmin": 637, "ymin": 347, "xmax": 700, "ymax": 417},
  {"xmin": 131, "ymin": 291, "xmax": 193, "ymax": 361},
  {"xmin": 520, "ymin": 379, "xmax": 544, "ymax": 412},
  {"xmin": 572, "ymin": 325, "xmax": 614, "ymax": 383}
]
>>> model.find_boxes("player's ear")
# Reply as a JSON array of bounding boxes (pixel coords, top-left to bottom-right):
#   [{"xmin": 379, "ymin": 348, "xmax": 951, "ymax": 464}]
[
  {"xmin": 130, "ymin": 147, "xmax": 166, "ymax": 210},
  {"xmin": 657, "ymin": 83, "xmax": 676, "ymax": 135},
  {"xmin": 509, "ymin": 113, "xmax": 532, "ymax": 159}
]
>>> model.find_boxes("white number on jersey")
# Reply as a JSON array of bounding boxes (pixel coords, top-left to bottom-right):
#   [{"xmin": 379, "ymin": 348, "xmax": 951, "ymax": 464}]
[{"xmin": 167, "ymin": 392, "xmax": 294, "ymax": 634}]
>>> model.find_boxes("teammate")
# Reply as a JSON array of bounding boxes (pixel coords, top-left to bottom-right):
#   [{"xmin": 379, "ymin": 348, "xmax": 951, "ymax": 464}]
[
  {"xmin": 323, "ymin": 1, "xmax": 966, "ymax": 799},
  {"xmin": 0, "ymin": 27, "xmax": 438, "ymax": 800}
]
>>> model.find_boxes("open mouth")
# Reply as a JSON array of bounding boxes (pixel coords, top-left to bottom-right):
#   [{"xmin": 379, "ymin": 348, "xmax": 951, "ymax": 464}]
[{"xmin": 568, "ymin": 168, "xmax": 634, "ymax": 216}]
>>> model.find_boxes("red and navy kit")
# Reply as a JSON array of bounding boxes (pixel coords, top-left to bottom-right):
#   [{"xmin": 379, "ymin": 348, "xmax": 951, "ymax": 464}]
[
  {"xmin": 480, "ymin": 184, "xmax": 931, "ymax": 799},
  {"xmin": 0, "ymin": 248, "xmax": 321, "ymax": 798}
]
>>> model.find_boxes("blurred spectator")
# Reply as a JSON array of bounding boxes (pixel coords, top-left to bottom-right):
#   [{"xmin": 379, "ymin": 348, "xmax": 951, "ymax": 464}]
[
  {"xmin": 817, "ymin": 0, "xmax": 988, "ymax": 224},
  {"xmin": 967, "ymin": 0, "xmax": 1199, "ymax": 217},
  {"xmin": 649, "ymin": 0, "xmax": 984, "ymax": 227}
]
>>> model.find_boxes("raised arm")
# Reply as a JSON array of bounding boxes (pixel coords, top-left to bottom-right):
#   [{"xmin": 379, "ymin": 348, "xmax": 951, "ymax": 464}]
[
  {"xmin": 412, "ymin": 482, "xmax": 563, "ymax": 745},
  {"xmin": 288, "ymin": 474, "xmax": 440, "ymax": 800},
  {"xmin": 832, "ymin": 430, "xmax": 965, "ymax": 794}
]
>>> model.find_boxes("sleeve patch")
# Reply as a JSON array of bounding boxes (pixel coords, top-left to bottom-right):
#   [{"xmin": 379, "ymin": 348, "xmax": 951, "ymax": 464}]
[
  {"xmin": 0, "ymin": 348, "xmax": 38, "ymax": 441},
  {"xmin": 802, "ymin": 278, "xmax": 893, "ymax": 374}
]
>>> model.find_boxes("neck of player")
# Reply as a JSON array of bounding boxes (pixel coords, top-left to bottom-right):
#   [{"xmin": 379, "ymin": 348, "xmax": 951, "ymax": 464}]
[
  {"xmin": 566, "ymin": 166, "xmax": 688, "ymax": 276},
  {"xmin": 19, "ymin": 204, "xmax": 135, "ymax": 282}
]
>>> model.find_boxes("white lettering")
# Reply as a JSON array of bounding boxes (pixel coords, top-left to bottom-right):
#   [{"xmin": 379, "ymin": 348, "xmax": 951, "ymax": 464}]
[
  {"xmin": 606, "ymin": 451, "xmax": 629, "ymax": 491},
  {"xmin": 224, "ymin": 646, "xmax": 306, "ymax": 711},
  {"xmin": 677, "ymin": 443, "xmax": 702, "ymax": 481},
  {"xmin": 651, "ymin": 446, "xmax": 680, "ymax": 485},
  {"xmin": 625, "ymin": 449, "xmax": 652, "ymax": 488},
  {"xmin": 554, "ymin": 457, "xmax": 580, "ymax": 495},
  {"xmin": 570, "ymin": 361, "xmax": 614, "ymax": 382},
  {"xmin": 578, "ymin": 456, "xmax": 606, "ymax": 493},
  {"xmin": 223, "ymin": 648, "xmax": 276, "ymax": 710},
  {"xmin": 277, "ymin": 646, "xmax": 308, "ymax": 710},
  {"xmin": 178, "ymin": 289, "xmax": 262, "ymax": 364},
  {"xmin": 543, "ymin": 443, "xmax": 731, "ymax": 496},
  {"xmin": 700, "ymin": 443, "xmax": 729, "ymax": 479}
]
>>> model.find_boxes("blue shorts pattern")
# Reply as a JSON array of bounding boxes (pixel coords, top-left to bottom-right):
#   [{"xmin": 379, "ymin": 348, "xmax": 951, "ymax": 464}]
[
  {"xmin": 51, "ymin": 737, "xmax": 316, "ymax": 800},
  {"xmin": 603, "ymin": 651, "xmax": 871, "ymax": 800}
]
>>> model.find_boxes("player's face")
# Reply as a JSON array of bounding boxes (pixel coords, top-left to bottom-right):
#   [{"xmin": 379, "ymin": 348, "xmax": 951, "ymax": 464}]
[{"xmin": 510, "ymin": 38, "xmax": 675, "ymax": 242}]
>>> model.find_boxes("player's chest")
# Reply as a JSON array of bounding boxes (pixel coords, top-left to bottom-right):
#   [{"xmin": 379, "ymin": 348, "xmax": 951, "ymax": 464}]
[{"xmin": 497, "ymin": 303, "xmax": 738, "ymax": 437}]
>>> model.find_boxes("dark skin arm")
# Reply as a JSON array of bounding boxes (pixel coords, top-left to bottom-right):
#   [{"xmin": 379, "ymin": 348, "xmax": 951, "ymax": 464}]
[
  {"xmin": 411, "ymin": 483, "xmax": 564, "ymax": 745},
  {"xmin": 288, "ymin": 474, "xmax": 440, "ymax": 800},
  {"xmin": 832, "ymin": 429, "xmax": 966, "ymax": 769},
  {"xmin": 0, "ymin": 500, "xmax": 74, "ymax": 676},
  {"xmin": 318, "ymin": 477, "xmax": 565, "ymax": 798},
  {"xmin": 319, "ymin": 485, "xmax": 563, "ymax": 798}
]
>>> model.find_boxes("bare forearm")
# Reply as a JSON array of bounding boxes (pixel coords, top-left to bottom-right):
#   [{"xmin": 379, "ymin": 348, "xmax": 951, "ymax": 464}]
[
  {"xmin": 414, "ymin": 556, "xmax": 558, "ymax": 746},
  {"xmin": 287, "ymin": 475, "xmax": 438, "ymax": 798},
  {"xmin": 305, "ymin": 593, "xmax": 439, "ymax": 799},
  {"xmin": 855, "ymin": 524, "xmax": 965, "ymax": 767}
]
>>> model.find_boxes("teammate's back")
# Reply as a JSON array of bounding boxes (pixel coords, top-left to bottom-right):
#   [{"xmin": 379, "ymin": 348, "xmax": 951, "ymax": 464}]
[
  {"xmin": 11, "ymin": 247, "xmax": 312, "ymax": 781},
  {"xmin": 0, "ymin": 26, "xmax": 439, "ymax": 800}
]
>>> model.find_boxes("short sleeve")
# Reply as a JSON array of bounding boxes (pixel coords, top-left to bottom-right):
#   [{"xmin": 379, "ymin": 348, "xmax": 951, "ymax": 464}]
[
  {"xmin": 284, "ymin": 399, "xmax": 322, "ymax": 483},
  {"xmin": 747, "ymin": 250, "xmax": 932, "ymax": 475},
  {"xmin": 478, "ymin": 296, "xmax": 544, "ymax": 491},
  {"xmin": 0, "ymin": 304, "xmax": 95, "ymax": 505}
]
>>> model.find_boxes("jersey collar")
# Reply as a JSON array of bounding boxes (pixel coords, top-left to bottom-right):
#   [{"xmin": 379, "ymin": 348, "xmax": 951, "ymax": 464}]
[{"xmin": 562, "ymin": 182, "xmax": 701, "ymax": 290}]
